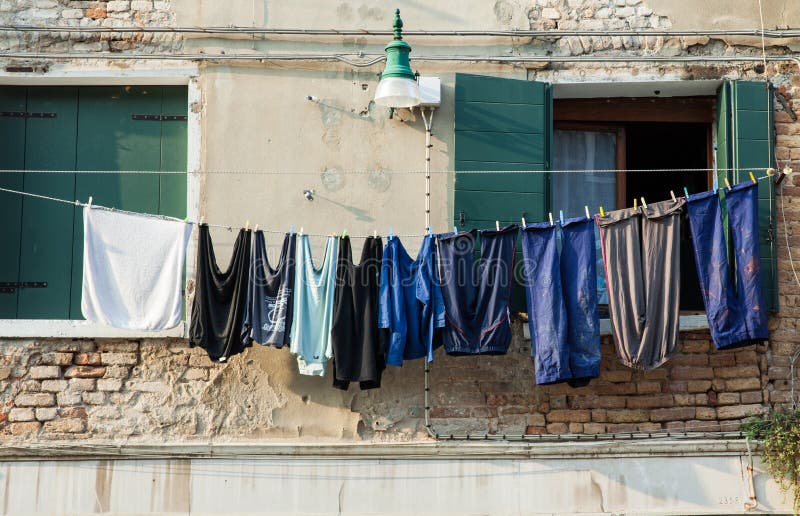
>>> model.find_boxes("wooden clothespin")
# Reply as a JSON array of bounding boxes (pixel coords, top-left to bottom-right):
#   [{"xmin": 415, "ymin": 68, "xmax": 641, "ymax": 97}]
[
  {"xmin": 633, "ymin": 198, "xmax": 638, "ymax": 210},
  {"xmin": 584, "ymin": 206, "xmax": 590, "ymax": 220},
  {"xmin": 388, "ymin": 227, "xmax": 394, "ymax": 240},
  {"xmin": 244, "ymin": 220, "xmax": 250, "ymax": 231},
  {"xmin": 749, "ymin": 171, "xmax": 757, "ymax": 184},
  {"xmin": 724, "ymin": 177, "xmax": 732, "ymax": 190},
  {"xmin": 87, "ymin": 196, "xmax": 93, "ymax": 208},
  {"xmin": 640, "ymin": 197, "xmax": 647, "ymax": 209},
  {"xmin": 495, "ymin": 220, "xmax": 500, "ymax": 231},
  {"xmin": 521, "ymin": 216, "xmax": 527, "ymax": 228},
  {"xmin": 299, "ymin": 226, "xmax": 304, "ymax": 236},
  {"xmin": 289, "ymin": 225, "xmax": 294, "ymax": 235},
  {"xmin": 548, "ymin": 212, "xmax": 554, "ymax": 226},
  {"xmin": 374, "ymin": 230, "xmax": 378, "ymax": 238},
  {"xmin": 766, "ymin": 167, "xmax": 775, "ymax": 177},
  {"xmin": 683, "ymin": 187, "xmax": 690, "ymax": 199},
  {"xmin": 670, "ymin": 190, "xmax": 677, "ymax": 202},
  {"xmin": 254, "ymin": 224, "xmax": 259, "ymax": 232},
  {"xmin": 559, "ymin": 210, "xmax": 564, "ymax": 225},
  {"xmin": 599, "ymin": 206, "xmax": 605, "ymax": 217}
]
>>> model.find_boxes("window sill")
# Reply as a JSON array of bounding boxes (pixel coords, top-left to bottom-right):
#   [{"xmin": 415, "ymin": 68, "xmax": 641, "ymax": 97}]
[
  {"xmin": 0, "ymin": 320, "xmax": 186, "ymax": 339},
  {"xmin": 522, "ymin": 314, "xmax": 709, "ymax": 340}
]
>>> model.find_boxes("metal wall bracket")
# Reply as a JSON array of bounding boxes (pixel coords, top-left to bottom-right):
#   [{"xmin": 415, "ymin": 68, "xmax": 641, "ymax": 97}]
[
  {"xmin": 132, "ymin": 114, "xmax": 188, "ymax": 121},
  {"xmin": 0, "ymin": 111, "xmax": 56, "ymax": 118},
  {"xmin": 0, "ymin": 281, "xmax": 48, "ymax": 294}
]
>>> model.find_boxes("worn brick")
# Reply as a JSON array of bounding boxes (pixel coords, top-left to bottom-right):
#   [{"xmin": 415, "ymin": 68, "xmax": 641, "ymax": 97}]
[
  {"xmin": 101, "ymin": 353, "xmax": 138, "ymax": 366},
  {"xmin": 583, "ymin": 422, "xmax": 605, "ymax": 434},
  {"xmin": 735, "ymin": 350, "xmax": 758, "ymax": 364},
  {"xmin": 687, "ymin": 381, "xmax": 712, "ymax": 393},
  {"xmin": 546, "ymin": 409, "xmax": 591, "ymax": 423},
  {"xmin": 568, "ymin": 422, "xmax": 584, "ymax": 433},
  {"xmin": 714, "ymin": 365, "xmax": 760, "ymax": 379},
  {"xmin": 525, "ymin": 425, "xmax": 546, "ymax": 435},
  {"xmin": 673, "ymin": 394, "xmax": 693, "ymax": 406},
  {"xmin": 726, "ymin": 378, "xmax": 762, "ymax": 391},
  {"xmin": 717, "ymin": 392, "xmax": 740, "ymax": 405},
  {"xmin": 526, "ymin": 413, "xmax": 546, "ymax": 427},
  {"xmin": 717, "ymin": 404, "xmax": 765, "ymax": 420},
  {"xmin": 594, "ymin": 383, "xmax": 637, "ymax": 395},
  {"xmin": 82, "ymin": 392, "xmax": 105, "ymax": 405},
  {"xmin": 127, "ymin": 381, "xmax": 169, "ymax": 393},
  {"xmin": 627, "ymin": 394, "xmax": 674, "ymax": 409},
  {"xmin": 670, "ymin": 354, "xmax": 708, "ymax": 367},
  {"xmin": 183, "ymin": 368, "xmax": 208, "ymax": 381},
  {"xmin": 602, "ymin": 370, "xmax": 632, "ymax": 383},
  {"xmin": 103, "ymin": 366, "xmax": 131, "ymax": 379},
  {"xmin": 680, "ymin": 340, "xmax": 709, "ymax": 353},
  {"xmin": 606, "ymin": 409, "xmax": 649, "ymax": 423},
  {"xmin": 741, "ymin": 391, "xmax": 764, "ymax": 404},
  {"xmin": 64, "ymin": 366, "xmax": 106, "ymax": 379},
  {"xmin": 9, "ymin": 422, "xmax": 40, "ymax": 435},
  {"xmin": 14, "ymin": 393, "xmax": 54, "ymax": 407},
  {"xmin": 56, "ymin": 391, "xmax": 82, "ymax": 406},
  {"xmin": 106, "ymin": 0, "xmax": 129, "ymax": 11},
  {"xmin": 0, "ymin": 366, "xmax": 10, "ymax": 380},
  {"xmin": 8, "ymin": 407, "xmax": 35, "ymax": 422},
  {"xmin": 546, "ymin": 422, "xmax": 568, "ymax": 433},
  {"xmin": 40, "ymin": 380, "xmax": 68, "ymax": 393},
  {"xmin": 41, "ymin": 352, "xmax": 73, "ymax": 366},
  {"xmin": 35, "ymin": 407, "xmax": 57, "ymax": 421},
  {"xmin": 97, "ymin": 378, "xmax": 123, "ymax": 391},
  {"xmin": 20, "ymin": 380, "xmax": 41, "ymax": 392},
  {"xmin": 69, "ymin": 378, "xmax": 96, "ymax": 391},
  {"xmin": 708, "ymin": 354, "xmax": 736, "ymax": 367},
  {"xmin": 60, "ymin": 407, "xmax": 88, "ymax": 419},
  {"xmin": 569, "ymin": 395, "xmax": 626, "ymax": 409},
  {"xmin": 85, "ymin": 8, "xmax": 107, "ymax": 18},
  {"xmin": 73, "ymin": 353, "xmax": 101, "ymax": 366},
  {"xmin": 43, "ymin": 418, "xmax": 86, "ymax": 433},
  {"xmin": 670, "ymin": 367, "xmax": 714, "ymax": 380},
  {"xmin": 636, "ymin": 381, "xmax": 662, "ymax": 394},
  {"xmin": 29, "ymin": 366, "xmax": 60, "ymax": 380},
  {"xmin": 641, "ymin": 369, "xmax": 667, "ymax": 380},
  {"xmin": 696, "ymin": 407, "xmax": 717, "ymax": 420},
  {"xmin": 650, "ymin": 407, "xmax": 696, "ymax": 422},
  {"xmin": 606, "ymin": 423, "xmax": 638, "ymax": 433}
]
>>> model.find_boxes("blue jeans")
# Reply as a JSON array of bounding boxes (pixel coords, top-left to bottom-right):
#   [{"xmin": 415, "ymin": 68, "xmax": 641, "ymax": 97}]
[
  {"xmin": 521, "ymin": 217, "xmax": 600, "ymax": 385},
  {"xmin": 686, "ymin": 182, "xmax": 769, "ymax": 349}
]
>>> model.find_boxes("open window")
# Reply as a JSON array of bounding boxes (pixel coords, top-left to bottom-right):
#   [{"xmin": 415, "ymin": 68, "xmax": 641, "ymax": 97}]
[{"xmin": 453, "ymin": 74, "xmax": 778, "ymax": 315}]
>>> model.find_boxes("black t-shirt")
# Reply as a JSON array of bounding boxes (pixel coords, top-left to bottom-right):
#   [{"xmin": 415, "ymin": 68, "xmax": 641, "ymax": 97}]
[
  {"xmin": 331, "ymin": 236, "xmax": 385, "ymax": 390},
  {"xmin": 244, "ymin": 231, "xmax": 296, "ymax": 348},
  {"xmin": 189, "ymin": 225, "xmax": 252, "ymax": 361}
]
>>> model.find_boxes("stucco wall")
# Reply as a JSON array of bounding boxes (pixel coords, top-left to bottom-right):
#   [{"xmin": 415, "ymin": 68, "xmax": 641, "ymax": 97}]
[{"xmin": 0, "ymin": 0, "xmax": 799, "ymax": 447}]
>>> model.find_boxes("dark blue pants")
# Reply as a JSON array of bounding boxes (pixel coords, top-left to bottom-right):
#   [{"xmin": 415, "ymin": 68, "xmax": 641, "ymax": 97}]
[
  {"xmin": 686, "ymin": 182, "xmax": 769, "ymax": 349},
  {"xmin": 437, "ymin": 225, "xmax": 518, "ymax": 355},
  {"xmin": 521, "ymin": 217, "xmax": 600, "ymax": 385}
]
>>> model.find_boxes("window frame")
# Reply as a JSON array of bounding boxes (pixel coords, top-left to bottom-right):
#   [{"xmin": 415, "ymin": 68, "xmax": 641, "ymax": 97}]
[{"xmin": 0, "ymin": 66, "xmax": 201, "ymax": 338}]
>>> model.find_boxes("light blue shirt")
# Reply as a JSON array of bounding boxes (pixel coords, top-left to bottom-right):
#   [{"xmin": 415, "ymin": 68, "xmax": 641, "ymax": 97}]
[{"xmin": 289, "ymin": 235, "xmax": 339, "ymax": 376}]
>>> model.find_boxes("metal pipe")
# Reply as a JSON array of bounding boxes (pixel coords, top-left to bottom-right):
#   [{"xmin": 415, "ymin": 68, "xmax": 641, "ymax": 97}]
[
  {"xmin": 0, "ymin": 52, "xmax": 799, "ymax": 65},
  {"xmin": 2, "ymin": 25, "xmax": 800, "ymax": 38}
]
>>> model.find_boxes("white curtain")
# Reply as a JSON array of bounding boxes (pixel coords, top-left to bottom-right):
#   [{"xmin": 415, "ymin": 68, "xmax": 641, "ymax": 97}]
[{"xmin": 552, "ymin": 130, "xmax": 617, "ymax": 304}]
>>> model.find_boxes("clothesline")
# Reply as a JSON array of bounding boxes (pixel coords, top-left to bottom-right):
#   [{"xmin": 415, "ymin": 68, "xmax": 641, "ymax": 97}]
[
  {"xmin": 0, "ymin": 167, "xmax": 774, "ymax": 175},
  {"xmin": 0, "ymin": 174, "xmax": 775, "ymax": 238}
]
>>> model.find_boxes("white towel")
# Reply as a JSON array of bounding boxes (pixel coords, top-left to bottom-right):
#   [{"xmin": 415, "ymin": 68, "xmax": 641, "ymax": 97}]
[{"xmin": 82, "ymin": 206, "xmax": 192, "ymax": 330}]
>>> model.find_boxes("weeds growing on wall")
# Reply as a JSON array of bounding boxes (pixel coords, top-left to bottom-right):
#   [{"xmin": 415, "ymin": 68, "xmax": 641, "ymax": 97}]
[{"xmin": 742, "ymin": 410, "xmax": 800, "ymax": 513}]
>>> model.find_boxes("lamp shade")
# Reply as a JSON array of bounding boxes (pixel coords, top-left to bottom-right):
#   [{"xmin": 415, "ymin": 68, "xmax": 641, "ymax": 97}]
[
  {"xmin": 374, "ymin": 9, "xmax": 421, "ymax": 108},
  {"xmin": 374, "ymin": 76, "xmax": 421, "ymax": 108}
]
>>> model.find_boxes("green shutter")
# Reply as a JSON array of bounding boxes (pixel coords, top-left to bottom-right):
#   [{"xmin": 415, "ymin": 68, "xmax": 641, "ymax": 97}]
[
  {"xmin": 454, "ymin": 74, "xmax": 552, "ymax": 310},
  {"xmin": 0, "ymin": 87, "xmax": 26, "ymax": 317},
  {"xmin": 17, "ymin": 88, "xmax": 79, "ymax": 319},
  {"xmin": 159, "ymin": 86, "xmax": 189, "ymax": 218},
  {"xmin": 717, "ymin": 80, "xmax": 778, "ymax": 312}
]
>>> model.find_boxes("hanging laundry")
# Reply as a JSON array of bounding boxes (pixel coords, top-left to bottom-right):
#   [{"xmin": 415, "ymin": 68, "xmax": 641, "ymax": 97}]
[
  {"xmin": 378, "ymin": 234, "xmax": 444, "ymax": 365},
  {"xmin": 244, "ymin": 231, "xmax": 296, "ymax": 348},
  {"xmin": 81, "ymin": 206, "xmax": 192, "ymax": 331},
  {"xmin": 189, "ymin": 225, "xmax": 253, "ymax": 362},
  {"xmin": 331, "ymin": 236, "xmax": 385, "ymax": 390},
  {"xmin": 521, "ymin": 217, "xmax": 600, "ymax": 386},
  {"xmin": 686, "ymin": 182, "xmax": 769, "ymax": 349},
  {"xmin": 290, "ymin": 235, "xmax": 339, "ymax": 376},
  {"xmin": 598, "ymin": 199, "xmax": 684, "ymax": 369},
  {"xmin": 437, "ymin": 225, "xmax": 518, "ymax": 355}
]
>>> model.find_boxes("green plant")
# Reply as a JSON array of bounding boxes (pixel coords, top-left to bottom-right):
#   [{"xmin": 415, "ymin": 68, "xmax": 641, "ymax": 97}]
[{"xmin": 742, "ymin": 409, "xmax": 800, "ymax": 513}]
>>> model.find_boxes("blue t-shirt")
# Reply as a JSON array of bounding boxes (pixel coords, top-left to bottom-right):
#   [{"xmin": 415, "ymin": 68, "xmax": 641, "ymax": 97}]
[{"xmin": 378, "ymin": 235, "xmax": 445, "ymax": 366}]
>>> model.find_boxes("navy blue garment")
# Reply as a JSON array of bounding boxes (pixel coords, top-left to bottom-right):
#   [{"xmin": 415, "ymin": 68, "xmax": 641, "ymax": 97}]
[
  {"xmin": 378, "ymin": 235, "xmax": 445, "ymax": 366},
  {"xmin": 521, "ymin": 217, "xmax": 601, "ymax": 385},
  {"xmin": 244, "ymin": 231, "xmax": 296, "ymax": 348},
  {"xmin": 437, "ymin": 225, "xmax": 518, "ymax": 355},
  {"xmin": 686, "ymin": 181, "xmax": 769, "ymax": 349}
]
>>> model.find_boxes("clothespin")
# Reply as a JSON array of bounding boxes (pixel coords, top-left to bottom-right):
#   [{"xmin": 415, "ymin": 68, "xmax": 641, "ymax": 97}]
[
  {"xmin": 254, "ymin": 224, "xmax": 259, "ymax": 232},
  {"xmin": 495, "ymin": 220, "xmax": 500, "ymax": 231},
  {"xmin": 299, "ymin": 226, "xmax": 304, "ymax": 236},
  {"xmin": 427, "ymin": 226, "xmax": 433, "ymax": 236},
  {"xmin": 87, "ymin": 196, "xmax": 93, "ymax": 208},
  {"xmin": 341, "ymin": 229, "xmax": 347, "ymax": 239},
  {"xmin": 453, "ymin": 226, "xmax": 458, "ymax": 234},
  {"xmin": 683, "ymin": 187, "xmax": 689, "ymax": 199},
  {"xmin": 521, "ymin": 216, "xmax": 527, "ymax": 228},
  {"xmin": 640, "ymin": 197, "xmax": 647, "ymax": 209},
  {"xmin": 749, "ymin": 171, "xmax": 757, "ymax": 184},
  {"xmin": 599, "ymin": 206, "xmax": 605, "ymax": 217},
  {"xmin": 670, "ymin": 190, "xmax": 677, "ymax": 202},
  {"xmin": 200, "ymin": 216, "xmax": 206, "ymax": 225},
  {"xmin": 244, "ymin": 220, "xmax": 250, "ymax": 231},
  {"xmin": 388, "ymin": 226, "xmax": 394, "ymax": 240},
  {"xmin": 724, "ymin": 177, "xmax": 732, "ymax": 190},
  {"xmin": 559, "ymin": 210, "xmax": 564, "ymax": 225},
  {"xmin": 633, "ymin": 198, "xmax": 638, "ymax": 210},
  {"xmin": 767, "ymin": 167, "xmax": 775, "ymax": 177},
  {"xmin": 289, "ymin": 225, "xmax": 294, "ymax": 235},
  {"xmin": 584, "ymin": 206, "xmax": 590, "ymax": 220},
  {"xmin": 374, "ymin": 230, "xmax": 378, "ymax": 238},
  {"xmin": 548, "ymin": 212, "xmax": 554, "ymax": 226}
]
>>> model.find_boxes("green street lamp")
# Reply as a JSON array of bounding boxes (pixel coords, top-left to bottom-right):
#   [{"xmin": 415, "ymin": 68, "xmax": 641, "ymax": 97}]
[{"xmin": 374, "ymin": 9, "xmax": 421, "ymax": 108}]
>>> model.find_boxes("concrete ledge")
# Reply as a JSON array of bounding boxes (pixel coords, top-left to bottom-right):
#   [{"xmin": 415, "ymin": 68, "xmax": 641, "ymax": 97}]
[{"xmin": 0, "ymin": 438, "xmax": 758, "ymax": 461}]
